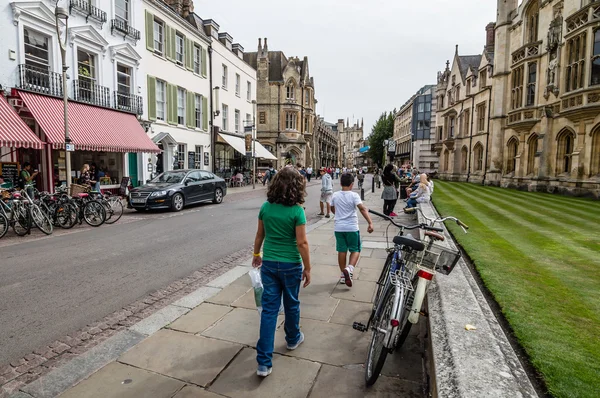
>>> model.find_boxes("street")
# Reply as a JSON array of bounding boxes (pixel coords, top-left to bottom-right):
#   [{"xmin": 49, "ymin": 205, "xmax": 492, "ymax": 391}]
[{"xmin": 0, "ymin": 175, "xmax": 372, "ymax": 368}]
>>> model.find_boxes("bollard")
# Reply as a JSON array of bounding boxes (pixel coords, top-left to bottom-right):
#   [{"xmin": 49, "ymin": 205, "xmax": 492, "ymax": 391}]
[
  {"xmin": 361, "ymin": 187, "xmax": 365, "ymax": 201},
  {"xmin": 372, "ymin": 176, "xmax": 375, "ymax": 193}
]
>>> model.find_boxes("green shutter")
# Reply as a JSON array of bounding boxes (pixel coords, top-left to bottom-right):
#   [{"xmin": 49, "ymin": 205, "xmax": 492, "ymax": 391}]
[
  {"xmin": 169, "ymin": 27, "xmax": 176, "ymax": 61},
  {"xmin": 147, "ymin": 76, "xmax": 156, "ymax": 121},
  {"xmin": 202, "ymin": 95, "xmax": 208, "ymax": 130},
  {"xmin": 145, "ymin": 11, "xmax": 154, "ymax": 51},
  {"xmin": 187, "ymin": 91, "xmax": 195, "ymax": 128},
  {"xmin": 165, "ymin": 26, "xmax": 173, "ymax": 61},
  {"xmin": 201, "ymin": 47, "xmax": 207, "ymax": 77},
  {"xmin": 185, "ymin": 39, "xmax": 193, "ymax": 70},
  {"xmin": 167, "ymin": 83, "xmax": 175, "ymax": 124}
]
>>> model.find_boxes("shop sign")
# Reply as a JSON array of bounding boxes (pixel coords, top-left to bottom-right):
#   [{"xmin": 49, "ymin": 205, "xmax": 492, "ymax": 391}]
[
  {"xmin": 66, "ymin": 143, "xmax": 75, "ymax": 152},
  {"xmin": 245, "ymin": 131, "xmax": 252, "ymax": 157},
  {"xmin": 0, "ymin": 162, "xmax": 19, "ymax": 186}
]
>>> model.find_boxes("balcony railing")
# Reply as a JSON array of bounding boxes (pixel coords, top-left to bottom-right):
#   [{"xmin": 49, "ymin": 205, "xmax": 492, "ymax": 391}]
[
  {"xmin": 73, "ymin": 79, "xmax": 111, "ymax": 107},
  {"xmin": 18, "ymin": 64, "xmax": 63, "ymax": 97},
  {"xmin": 69, "ymin": 0, "xmax": 107, "ymax": 25},
  {"xmin": 111, "ymin": 19, "xmax": 140, "ymax": 42},
  {"xmin": 114, "ymin": 91, "xmax": 143, "ymax": 115}
]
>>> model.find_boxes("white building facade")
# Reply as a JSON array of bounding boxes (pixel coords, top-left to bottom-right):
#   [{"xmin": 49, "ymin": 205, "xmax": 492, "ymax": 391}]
[{"xmin": 1, "ymin": 0, "xmax": 158, "ymax": 191}]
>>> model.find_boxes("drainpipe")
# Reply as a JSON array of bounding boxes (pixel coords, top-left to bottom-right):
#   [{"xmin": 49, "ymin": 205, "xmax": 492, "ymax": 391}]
[
  {"xmin": 482, "ymin": 87, "xmax": 492, "ymax": 185},
  {"xmin": 208, "ymin": 45, "xmax": 215, "ymax": 173},
  {"xmin": 467, "ymin": 95, "xmax": 475, "ymax": 182}
]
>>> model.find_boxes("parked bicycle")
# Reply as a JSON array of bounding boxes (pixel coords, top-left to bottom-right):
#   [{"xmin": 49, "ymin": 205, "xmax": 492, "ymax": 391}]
[
  {"xmin": 55, "ymin": 186, "xmax": 106, "ymax": 227},
  {"xmin": 353, "ymin": 208, "xmax": 467, "ymax": 386}
]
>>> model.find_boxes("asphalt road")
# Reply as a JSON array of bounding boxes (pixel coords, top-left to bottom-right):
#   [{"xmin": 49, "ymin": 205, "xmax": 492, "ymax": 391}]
[{"xmin": 0, "ymin": 175, "xmax": 373, "ymax": 366}]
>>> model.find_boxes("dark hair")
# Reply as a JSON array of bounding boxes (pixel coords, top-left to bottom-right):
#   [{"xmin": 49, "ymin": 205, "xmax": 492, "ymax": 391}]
[
  {"xmin": 267, "ymin": 167, "xmax": 306, "ymax": 206},
  {"xmin": 23, "ymin": 162, "xmax": 31, "ymax": 168},
  {"xmin": 381, "ymin": 164, "xmax": 394, "ymax": 185},
  {"xmin": 340, "ymin": 173, "xmax": 354, "ymax": 187}
]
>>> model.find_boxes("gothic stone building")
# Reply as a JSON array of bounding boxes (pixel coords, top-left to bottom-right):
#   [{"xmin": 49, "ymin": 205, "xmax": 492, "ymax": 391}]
[
  {"xmin": 244, "ymin": 39, "xmax": 315, "ymax": 168},
  {"xmin": 338, "ymin": 118, "xmax": 364, "ymax": 168},
  {"xmin": 435, "ymin": 29, "xmax": 495, "ymax": 183}
]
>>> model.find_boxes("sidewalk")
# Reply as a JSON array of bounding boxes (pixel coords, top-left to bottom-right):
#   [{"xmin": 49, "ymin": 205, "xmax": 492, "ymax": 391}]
[{"xmin": 16, "ymin": 189, "xmax": 427, "ymax": 398}]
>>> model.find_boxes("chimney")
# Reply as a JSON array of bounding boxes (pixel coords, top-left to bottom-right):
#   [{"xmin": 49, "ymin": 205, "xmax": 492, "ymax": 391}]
[
  {"xmin": 485, "ymin": 22, "xmax": 496, "ymax": 53},
  {"xmin": 263, "ymin": 38, "xmax": 268, "ymax": 53},
  {"xmin": 203, "ymin": 19, "xmax": 220, "ymax": 39},
  {"xmin": 258, "ymin": 38, "xmax": 262, "ymax": 53},
  {"xmin": 218, "ymin": 32, "xmax": 233, "ymax": 50},
  {"xmin": 232, "ymin": 43, "xmax": 244, "ymax": 59}
]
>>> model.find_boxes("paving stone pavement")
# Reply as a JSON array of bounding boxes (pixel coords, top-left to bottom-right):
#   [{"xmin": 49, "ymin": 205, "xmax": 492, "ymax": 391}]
[{"xmin": 15, "ymin": 190, "xmax": 428, "ymax": 398}]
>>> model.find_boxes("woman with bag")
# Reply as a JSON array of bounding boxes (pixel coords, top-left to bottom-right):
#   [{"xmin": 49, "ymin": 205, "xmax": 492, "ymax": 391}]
[
  {"xmin": 381, "ymin": 164, "xmax": 400, "ymax": 216},
  {"xmin": 252, "ymin": 167, "xmax": 311, "ymax": 377}
]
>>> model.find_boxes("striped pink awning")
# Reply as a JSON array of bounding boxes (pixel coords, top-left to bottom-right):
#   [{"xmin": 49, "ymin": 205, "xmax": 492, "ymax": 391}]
[
  {"xmin": 0, "ymin": 95, "xmax": 43, "ymax": 149},
  {"xmin": 17, "ymin": 91, "xmax": 160, "ymax": 153}
]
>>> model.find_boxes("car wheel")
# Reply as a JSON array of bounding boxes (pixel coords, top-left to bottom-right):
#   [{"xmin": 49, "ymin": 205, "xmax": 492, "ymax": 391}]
[
  {"xmin": 213, "ymin": 188, "xmax": 223, "ymax": 204},
  {"xmin": 171, "ymin": 193, "xmax": 184, "ymax": 212}
]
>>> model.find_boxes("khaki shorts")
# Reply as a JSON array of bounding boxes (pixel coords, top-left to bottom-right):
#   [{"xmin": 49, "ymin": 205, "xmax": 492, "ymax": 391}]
[{"xmin": 320, "ymin": 191, "xmax": 333, "ymax": 203}]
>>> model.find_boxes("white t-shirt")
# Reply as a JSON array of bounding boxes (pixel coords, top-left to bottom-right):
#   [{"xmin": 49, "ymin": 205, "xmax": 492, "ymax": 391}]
[{"xmin": 331, "ymin": 190, "xmax": 362, "ymax": 232}]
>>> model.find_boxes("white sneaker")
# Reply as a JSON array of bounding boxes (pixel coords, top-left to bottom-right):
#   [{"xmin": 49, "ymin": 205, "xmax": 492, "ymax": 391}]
[
  {"xmin": 257, "ymin": 365, "xmax": 272, "ymax": 377},
  {"xmin": 287, "ymin": 332, "xmax": 305, "ymax": 350}
]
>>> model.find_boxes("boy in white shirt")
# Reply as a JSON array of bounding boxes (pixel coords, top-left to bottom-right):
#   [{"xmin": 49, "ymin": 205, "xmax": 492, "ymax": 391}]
[{"xmin": 331, "ymin": 173, "xmax": 374, "ymax": 287}]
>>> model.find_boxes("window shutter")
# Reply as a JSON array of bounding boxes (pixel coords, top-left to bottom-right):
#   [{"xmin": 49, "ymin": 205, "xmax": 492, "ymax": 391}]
[
  {"xmin": 185, "ymin": 39, "xmax": 193, "ymax": 70},
  {"xmin": 201, "ymin": 47, "xmax": 207, "ymax": 77},
  {"xmin": 165, "ymin": 26, "xmax": 173, "ymax": 61},
  {"xmin": 147, "ymin": 76, "xmax": 156, "ymax": 121},
  {"xmin": 202, "ymin": 96, "xmax": 208, "ymax": 130},
  {"xmin": 166, "ymin": 83, "xmax": 175, "ymax": 125},
  {"xmin": 170, "ymin": 27, "xmax": 176, "ymax": 61},
  {"xmin": 187, "ymin": 91, "xmax": 195, "ymax": 128},
  {"xmin": 145, "ymin": 11, "xmax": 154, "ymax": 51}
]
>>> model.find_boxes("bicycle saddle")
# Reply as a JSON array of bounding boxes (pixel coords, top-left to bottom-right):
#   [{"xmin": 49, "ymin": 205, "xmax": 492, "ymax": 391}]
[{"xmin": 393, "ymin": 235, "xmax": 425, "ymax": 251}]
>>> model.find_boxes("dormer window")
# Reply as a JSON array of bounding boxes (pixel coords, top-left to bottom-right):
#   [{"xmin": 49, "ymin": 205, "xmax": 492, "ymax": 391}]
[{"xmin": 286, "ymin": 83, "xmax": 295, "ymax": 99}]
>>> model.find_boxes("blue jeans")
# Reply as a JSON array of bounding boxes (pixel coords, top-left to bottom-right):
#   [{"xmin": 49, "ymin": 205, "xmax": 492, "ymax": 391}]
[
  {"xmin": 406, "ymin": 197, "xmax": 417, "ymax": 208},
  {"xmin": 256, "ymin": 260, "xmax": 302, "ymax": 368}
]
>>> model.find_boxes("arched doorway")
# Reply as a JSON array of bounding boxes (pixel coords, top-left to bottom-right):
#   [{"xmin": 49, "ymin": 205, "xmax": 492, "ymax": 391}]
[
  {"xmin": 556, "ymin": 129, "xmax": 575, "ymax": 175},
  {"xmin": 506, "ymin": 136, "xmax": 519, "ymax": 174}
]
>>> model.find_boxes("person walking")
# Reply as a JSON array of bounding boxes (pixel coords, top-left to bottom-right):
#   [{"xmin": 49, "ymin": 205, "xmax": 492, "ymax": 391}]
[
  {"xmin": 331, "ymin": 173, "xmax": 374, "ymax": 287},
  {"xmin": 306, "ymin": 166, "xmax": 313, "ymax": 182},
  {"xmin": 318, "ymin": 167, "xmax": 333, "ymax": 218},
  {"xmin": 381, "ymin": 164, "xmax": 400, "ymax": 216},
  {"xmin": 263, "ymin": 164, "xmax": 275, "ymax": 186},
  {"xmin": 252, "ymin": 167, "xmax": 311, "ymax": 377},
  {"xmin": 335, "ymin": 167, "xmax": 340, "ymax": 179}
]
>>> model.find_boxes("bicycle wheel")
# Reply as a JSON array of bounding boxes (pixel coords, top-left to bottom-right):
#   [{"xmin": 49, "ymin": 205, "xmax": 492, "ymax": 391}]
[
  {"xmin": 56, "ymin": 203, "xmax": 77, "ymax": 229},
  {"xmin": 103, "ymin": 197, "xmax": 123, "ymax": 224},
  {"xmin": 0, "ymin": 213, "xmax": 8, "ymax": 239},
  {"xmin": 368, "ymin": 252, "xmax": 395, "ymax": 327},
  {"xmin": 365, "ymin": 287, "xmax": 395, "ymax": 386},
  {"xmin": 13, "ymin": 205, "xmax": 30, "ymax": 236},
  {"xmin": 83, "ymin": 201, "xmax": 106, "ymax": 227},
  {"xmin": 31, "ymin": 204, "xmax": 53, "ymax": 235}
]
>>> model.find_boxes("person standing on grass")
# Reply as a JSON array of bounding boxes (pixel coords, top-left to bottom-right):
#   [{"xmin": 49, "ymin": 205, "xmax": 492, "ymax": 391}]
[
  {"xmin": 252, "ymin": 167, "xmax": 311, "ymax": 377},
  {"xmin": 331, "ymin": 173, "xmax": 374, "ymax": 287},
  {"xmin": 318, "ymin": 167, "xmax": 333, "ymax": 218}
]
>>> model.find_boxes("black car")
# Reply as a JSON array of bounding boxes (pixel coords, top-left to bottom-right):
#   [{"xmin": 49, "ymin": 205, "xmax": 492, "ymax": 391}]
[{"xmin": 129, "ymin": 169, "xmax": 227, "ymax": 212}]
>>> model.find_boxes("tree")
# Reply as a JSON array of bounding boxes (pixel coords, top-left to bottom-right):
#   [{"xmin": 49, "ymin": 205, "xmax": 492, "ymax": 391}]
[{"xmin": 367, "ymin": 110, "xmax": 395, "ymax": 167}]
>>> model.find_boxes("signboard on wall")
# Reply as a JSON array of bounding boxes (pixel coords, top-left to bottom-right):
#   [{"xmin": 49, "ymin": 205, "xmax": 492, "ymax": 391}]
[
  {"xmin": 204, "ymin": 152, "xmax": 209, "ymax": 166},
  {"xmin": 0, "ymin": 162, "xmax": 19, "ymax": 186},
  {"xmin": 244, "ymin": 126, "xmax": 253, "ymax": 157}
]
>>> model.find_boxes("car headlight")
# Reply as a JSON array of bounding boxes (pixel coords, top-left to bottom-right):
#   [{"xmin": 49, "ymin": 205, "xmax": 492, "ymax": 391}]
[{"xmin": 150, "ymin": 191, "xmax": 167, "ymax": 197}]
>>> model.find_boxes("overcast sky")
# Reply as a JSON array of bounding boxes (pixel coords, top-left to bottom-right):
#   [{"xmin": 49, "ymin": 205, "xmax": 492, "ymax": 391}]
[{"xmin": 196, "ymin": 0, "xmax": 498, "ymax": 138}]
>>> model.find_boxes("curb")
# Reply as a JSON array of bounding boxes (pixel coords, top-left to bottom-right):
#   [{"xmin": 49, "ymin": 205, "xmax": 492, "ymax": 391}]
[{"xmin": 416, "ymin": 202, "xmax": 538, "ymax": 398}]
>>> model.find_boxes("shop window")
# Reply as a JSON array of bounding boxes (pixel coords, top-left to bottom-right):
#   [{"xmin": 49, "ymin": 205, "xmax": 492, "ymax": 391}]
[
  {"xmin": 474, "ymin": 143, "xmax": 484, "ymax": 171},
  {"xmin": 175, "ymin": 32, "xmax": 184, "ymax": 66},
  {"xmin": 156, "ymin": 80, "xmax": 166, "ymax": 121},
  {"xmin": 177, "ymin": 87, "xmax": 185, "ymax": 125},
  {"xmin": 177, "ymin": 144, "xmax": 186, "ymax": 169},
  {"xmin": 153, "ymin": 18, "xmax": 164, "ymax": 55},
  {"xmin": 222, "ymin": 104, "xmax": 229, "ymax": 131},
  {"xmin": 235, "ymin": 109, "xmax": 240, "ymax": 133},
  {"xmin": 506, "ymin": 137, "xmax": 518, "ymax": 174},
  {"xmin": 193, "ymin": 44, "xmax": 201, "ymax": 75},
  {"xmin": 566, "ymin": 33, "xmax": 587, "ymax": 92},
  {"xmin": 195, "ymin": 94, "xmax": 203, "ymax": 129},
  {"xmin": 195, "ymin": 146, "xmax": 203, "ymax": 169},
  {"xmin": 556, "ymin": 130, "xmax": 575, "ymax": 174},
  {"xmin": 527, "ymin": 133, "xmax": 538, "ymax": 175},
  {"xmin": 526, "ymin": 63, "xmax": 537, "ymax": 106}
]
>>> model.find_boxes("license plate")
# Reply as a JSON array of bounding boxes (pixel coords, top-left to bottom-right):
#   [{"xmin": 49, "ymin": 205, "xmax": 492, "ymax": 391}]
[{"xmin": 131, "ymin": 198, "xmax": 146, "ymax": 204}]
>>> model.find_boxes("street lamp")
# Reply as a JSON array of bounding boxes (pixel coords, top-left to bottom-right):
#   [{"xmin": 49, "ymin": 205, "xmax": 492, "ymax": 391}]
[
  {"xmin": 55, "ymin": 6, "xmax": 72, "ymax": 188},
  {"xmin": 252, "ymin": 100, "xmax": 257, "ymax": 190}
]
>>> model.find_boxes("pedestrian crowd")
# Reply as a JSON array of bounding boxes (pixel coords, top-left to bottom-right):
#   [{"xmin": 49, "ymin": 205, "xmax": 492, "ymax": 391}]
[{"xmin": 381, "ymin": 164, "xmax": 433, "ymax": 217}]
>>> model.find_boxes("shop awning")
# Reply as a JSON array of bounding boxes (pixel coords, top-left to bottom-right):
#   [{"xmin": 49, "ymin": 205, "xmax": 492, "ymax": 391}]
[
  {"xmin": 0, "ymin": 95, "xmax": 44, "ymax": 149},
  {"xmin": 359, "ymin": 146, "xmax": 370, "ymax": 153},
  {"xmin": 218, "ymin": 133, "xmax": 247, "ymax": 155},
  {"xmin": 17, "ymin": 91, "xmax": 160, "ymax": 153},
  {"xmin": 218, "ymin": 133, "xmax": 277, "ymax": 160},
  {"xmin": 254, "ymin": 141, "xmax": 277, "ymax": 160}
]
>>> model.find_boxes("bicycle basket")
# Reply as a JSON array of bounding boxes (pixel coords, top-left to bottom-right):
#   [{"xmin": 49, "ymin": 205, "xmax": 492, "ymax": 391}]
[
  {"xmin": 415, "ymin": 243, "xmax": 461, "ymax": 275},
  {"xmin": 69, "ymin": 184, "xmax": 90, "ymax": 196}
]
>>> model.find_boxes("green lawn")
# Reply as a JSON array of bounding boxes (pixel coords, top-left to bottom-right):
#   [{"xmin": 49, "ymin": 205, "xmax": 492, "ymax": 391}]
[{"xmin": 431, "ymin": 181, "xmax": 600, "ymax": 398}]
